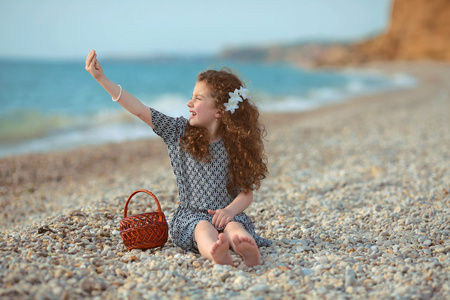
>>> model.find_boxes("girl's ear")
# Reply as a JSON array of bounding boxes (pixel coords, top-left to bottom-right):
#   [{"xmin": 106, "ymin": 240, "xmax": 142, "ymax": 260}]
[{"xmin": 215, "ymin": 111, "xmax": 222, "ymax": 119}]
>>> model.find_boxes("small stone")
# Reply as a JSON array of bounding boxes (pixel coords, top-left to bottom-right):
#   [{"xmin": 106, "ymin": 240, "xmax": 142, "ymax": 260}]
[
  {"xmin": 345, "ymin": 267, "xmax": 357, "ymax": 288},
  {"xmin": 101, "ymin": 247, "xmax": 111, "ymax": 256},
  {"xmin": 96, "ymin": 229, "xmax": 108, "ymax": 237},
  {"xmin": 234, "ymin": 275, "xmax": 247, "ymax": 286},
  {"xmin": 302, "ymin": 268, "xmax": 313, "ymax": 276},
  {"xmin": 369, "ymin": 253, "xmax": 378, "ymax": 260},
  {"xmin": 219, "ymin": 272, "xmax": 231, "ymax": 282},
  {"xmin": 115, "ymin": 268, "xmax": 127, "ymax": 277},
  {"xmin": 317, "ymin": 256, "xmax": 329, "ymax": 264},
  {"xmin": 68, "ymin": 248, "xmax": 77, "ymax": 255},
  {"xmin": 423, "ymin": 249, "xmax": 432, "ymax": 255},
  {"xmin": 401, "ymin": 247, "xmax": 413, "ymax": 255},
  {"xmin": 248, "ymin": 284, "xmax": 270, "ymax": 293},
  {"xmin": 79, "ymin": 277, "xmax": 92, "ymax": 292},
  {"xmin": 435, "ymin": 246, "xmax": 446, "ymax": 253},
  {"xmin": 373, "ymin": 204, "xmax": 382, "ymax": 212}
]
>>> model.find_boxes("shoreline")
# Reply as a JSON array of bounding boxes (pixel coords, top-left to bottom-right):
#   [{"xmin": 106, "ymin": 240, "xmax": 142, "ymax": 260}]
[
  {"xmin": 0, "ymin": 61, "xmax": 415, "ymax": 159},
  {"xmin": 0, "ymin": 61, "xmax": 449, "ymax": 299},
  {"xmin": 0, "ymin": 61, "xmax": 423, "ymax": 179}
]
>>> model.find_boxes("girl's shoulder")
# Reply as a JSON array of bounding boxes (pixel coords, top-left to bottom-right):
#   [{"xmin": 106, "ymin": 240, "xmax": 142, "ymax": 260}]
[{"xmin": 150, "ymin": 108, "xmax": 188, "ymax": 144}]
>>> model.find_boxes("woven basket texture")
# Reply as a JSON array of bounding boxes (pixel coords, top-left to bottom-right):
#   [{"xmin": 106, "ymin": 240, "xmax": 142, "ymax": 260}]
[{"xmin": 119, "ymin": 190, "xmax": 168, "ymax": 250}]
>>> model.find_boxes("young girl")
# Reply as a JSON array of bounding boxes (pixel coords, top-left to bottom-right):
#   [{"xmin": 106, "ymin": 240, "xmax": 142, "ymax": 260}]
[{"xmin": 85, "ymin": 50, "xmax": 271, "ymax": 267}]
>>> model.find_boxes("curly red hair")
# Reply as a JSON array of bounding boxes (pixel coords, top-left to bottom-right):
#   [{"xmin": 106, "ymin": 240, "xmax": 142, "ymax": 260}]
[{"xmin": 180, "ymin": 68, "xmax": 268, "ymax": 193}]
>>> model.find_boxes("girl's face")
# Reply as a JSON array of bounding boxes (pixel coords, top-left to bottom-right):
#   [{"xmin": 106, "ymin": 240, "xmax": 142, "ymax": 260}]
[{"xmin": 187, "ymin": 81, "xmax": 221, "ymax": 132}]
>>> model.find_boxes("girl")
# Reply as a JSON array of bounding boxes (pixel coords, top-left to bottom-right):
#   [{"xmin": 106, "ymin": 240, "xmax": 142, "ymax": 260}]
[{"xmin": 85, "ymin": 50, "xmax": 271, "ymax": 267}]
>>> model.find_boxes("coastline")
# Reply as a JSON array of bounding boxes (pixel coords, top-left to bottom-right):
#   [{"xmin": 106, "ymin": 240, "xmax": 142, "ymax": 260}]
[
  {"xmin": 0, "ymin": 59, "xmax": 414, "ymax": 158},
  {"xmin": 0, "ymin": 61, "xmax": 449, "ymax": 299}
]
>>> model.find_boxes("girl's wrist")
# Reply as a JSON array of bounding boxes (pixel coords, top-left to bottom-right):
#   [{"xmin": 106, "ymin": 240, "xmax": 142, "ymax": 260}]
[
  {"xmin": 224, "ymin": 206, "xmax": 240, "ymax": 217},
  {"xmin": 97, "ymin": 75, "xmax": 108, "ymax": 85},
  {"xmin": 98, "ymin": 77, "xmax": 114, "ymax": 93}
]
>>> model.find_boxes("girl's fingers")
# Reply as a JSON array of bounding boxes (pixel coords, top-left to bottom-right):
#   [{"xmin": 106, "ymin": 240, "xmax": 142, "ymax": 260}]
[
  {"xmin": 219, "ymin": 217, "xmax": 229, "ymax": 228},
  {"xmin": 208, "ymin": 209, "xmax": 231, "ymax": 228},
  {"xmin": 222, "ymin": 220, "xmax": 229, "ymax": 228},
  {"xmin": 93, "ymin": 55, "xmax": 99, "ymax": 70},
  {"xmin": 85, "ymin": 50, "xmax": 94, "ymax": 68},
  {"xmin": 212, "ymin": 214, "xmax": 218, "ymax": 227},
  {"xmin": 217, "ymin": 215, "xmax": 227, "ymax": 228},
  {"xmin": 92, "ymin": 53, "xmax": 98, "ymax": 69},
  {"xmin": 86, "ymin": 50, "xmax": 98, "ymax": 70}
]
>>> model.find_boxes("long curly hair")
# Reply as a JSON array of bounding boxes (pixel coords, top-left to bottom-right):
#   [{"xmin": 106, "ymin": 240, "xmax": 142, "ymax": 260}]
[{"xmin": 179, "ymin": 68, "xmax": 268, "ymax": 193}]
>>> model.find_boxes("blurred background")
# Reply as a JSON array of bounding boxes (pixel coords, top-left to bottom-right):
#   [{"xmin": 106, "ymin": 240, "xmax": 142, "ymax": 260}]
[{"xmin": 0, "ymin": 0, "xmax": 447, "ymax": 157}]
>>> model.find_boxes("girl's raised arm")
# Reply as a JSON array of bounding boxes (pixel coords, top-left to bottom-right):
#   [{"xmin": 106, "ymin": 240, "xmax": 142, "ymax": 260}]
[{"xmin": 85, "ymin": 50, "xmax": 153, "ymax": 128}]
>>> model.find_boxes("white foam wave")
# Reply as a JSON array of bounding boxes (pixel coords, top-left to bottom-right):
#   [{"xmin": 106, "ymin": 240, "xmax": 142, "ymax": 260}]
[
  {"xmin": 140, "ymin": 93, "xmax": 190, "ymax": 119},
  {"xmin": 257, "ymin": 70, "xmax": 417, "ymax": 114},
  {"xmin": 0, "ymin": 94, "xmax": 191, "ymax": 157},
  {"xmin": 0, "ymin": 121, "xmax": 155, "ymax": 157},
  {"xmin": 0, "ymin": 72, "xmax": 417, "ymax": 157}
]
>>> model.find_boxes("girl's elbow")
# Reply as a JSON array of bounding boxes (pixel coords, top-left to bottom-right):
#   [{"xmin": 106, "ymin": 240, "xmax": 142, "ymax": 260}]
[{"xmin": 136, "ymin": 107, "xmax": 153, "ymax": 128}]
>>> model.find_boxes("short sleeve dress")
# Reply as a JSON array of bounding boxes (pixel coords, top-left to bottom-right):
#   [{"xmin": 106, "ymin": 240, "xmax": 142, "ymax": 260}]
[{"xmin": 150, "ymin": 108, "xmax": 271, "ymax": 253}]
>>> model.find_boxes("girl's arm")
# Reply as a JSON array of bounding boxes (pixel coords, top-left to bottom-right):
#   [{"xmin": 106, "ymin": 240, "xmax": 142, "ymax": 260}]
[
  {"xmin": 85, "ymin": 50, "xmax": 153, "ymax": 128},
  {"xmin": 208, "ymin": 191, "xmax": 253, "ymax": 228}
]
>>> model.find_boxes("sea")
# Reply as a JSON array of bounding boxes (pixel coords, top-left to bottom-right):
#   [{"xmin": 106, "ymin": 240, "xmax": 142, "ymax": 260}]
[{"xmin": 0, "ymin": 58, "xmax": 416, "ymax": 157}]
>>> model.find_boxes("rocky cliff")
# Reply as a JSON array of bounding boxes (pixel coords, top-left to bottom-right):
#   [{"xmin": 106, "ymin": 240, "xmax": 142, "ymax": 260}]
[
  {"xmin": 221, "ymin": 0, "xmax": 450, "ymax": 66},
  {"xmin": 319, "ymin": 0, "xmax": 450, "ymax": 65}
]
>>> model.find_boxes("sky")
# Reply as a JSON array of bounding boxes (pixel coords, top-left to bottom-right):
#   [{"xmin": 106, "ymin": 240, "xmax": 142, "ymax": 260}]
[{"xmin": 0, "ymin": 0, "xmax": 392, "ymax": 60}]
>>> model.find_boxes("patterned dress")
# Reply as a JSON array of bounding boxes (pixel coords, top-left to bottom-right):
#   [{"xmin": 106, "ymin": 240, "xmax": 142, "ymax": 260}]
[{"xmin": 150, "ymin": 108, "xmax": 271, "ymax": 253}]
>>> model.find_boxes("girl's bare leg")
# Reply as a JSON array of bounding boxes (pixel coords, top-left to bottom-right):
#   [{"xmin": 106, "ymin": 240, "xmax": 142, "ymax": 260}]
[
  {"xmin": 223, "ymin": 222, "xmax": 260, "ymax": 267},
  {"xmin": 194, "ymin": 221, "xmax": 234, "ymax": 266}
]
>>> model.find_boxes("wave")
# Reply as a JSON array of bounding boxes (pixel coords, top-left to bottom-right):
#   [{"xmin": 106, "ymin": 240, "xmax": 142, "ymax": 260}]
[
  {"xmin": 0, "ymin": 110, "xmax": 150, "ymax": 157},
  {"xmin": 0, "ymin": 93, "xmax": 194, "ymax": 157},
  {"xmin": 257, "ymin": 71, "xmax": 417, "ymax": 113},
  {"xmin": 0, "ymin": 70, "xmax": 417, "ymax": 157}
]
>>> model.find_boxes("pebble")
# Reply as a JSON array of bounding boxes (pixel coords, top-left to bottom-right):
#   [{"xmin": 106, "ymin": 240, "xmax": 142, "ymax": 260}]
[
  {"xmin": 435, "ymin": 246, "xmax": 447, "ymax": 254},
  {"xmin": 302, "ymin": 268, "xmax": 313, "ymax": 276},
  {"xmin": 422, "ymin": 240, "xmax": 431, "ymax": 247},
  {"xmin": 345, "ymin": 267, "xmax": 357, "ymax": 288},
  {"xmin": 248, "ymin": 284, "xmax": 270, "ymax": 293}
]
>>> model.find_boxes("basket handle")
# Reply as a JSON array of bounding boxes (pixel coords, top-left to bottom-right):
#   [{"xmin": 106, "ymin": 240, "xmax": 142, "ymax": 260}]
[{"xmin": 123, "ymin": 189, "xmax": 162, "ymax": 218}]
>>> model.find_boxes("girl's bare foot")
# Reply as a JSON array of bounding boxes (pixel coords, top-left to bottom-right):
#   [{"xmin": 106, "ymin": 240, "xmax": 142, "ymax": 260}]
[
  {"xmin": 211, "ymin": 233, "xmax": 234, "ymax": 266},
  {"xmin": 232, "ymin": 235, "xmax": 260, "ymax": 267}
]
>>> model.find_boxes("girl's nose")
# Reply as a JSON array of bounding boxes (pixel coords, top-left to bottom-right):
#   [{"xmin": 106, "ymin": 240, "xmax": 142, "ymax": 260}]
[{"xmin": 187, "ymin": 98, "xmax": 193, "ymax": 107}]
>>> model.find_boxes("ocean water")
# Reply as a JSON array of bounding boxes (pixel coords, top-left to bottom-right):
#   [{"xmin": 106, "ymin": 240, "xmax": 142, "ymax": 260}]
[{"xmin": 0, "ymin": 59, "xmax": 416, "ymax": 157}]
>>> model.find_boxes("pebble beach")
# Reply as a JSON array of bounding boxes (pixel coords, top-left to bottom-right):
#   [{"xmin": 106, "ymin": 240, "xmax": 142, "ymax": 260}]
[{"xmin": 0, "ymin": 62, "xmax": 449, "ymax": 299}]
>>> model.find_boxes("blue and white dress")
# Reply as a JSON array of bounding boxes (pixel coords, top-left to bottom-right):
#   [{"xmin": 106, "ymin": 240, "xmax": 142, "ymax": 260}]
[{"xmin": 150, "ymin": 108, "xmax": 271, "ymax": 253}]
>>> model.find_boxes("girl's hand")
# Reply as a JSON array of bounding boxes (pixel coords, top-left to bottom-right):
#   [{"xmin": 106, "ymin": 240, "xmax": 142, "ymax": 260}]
[
  {"xmin": 208, "ymin": 209, "xmax": 234, "ymax": 228},
  {"xmin": 85, "ymin": 49, "xmax": 104, "ymax": 81}
]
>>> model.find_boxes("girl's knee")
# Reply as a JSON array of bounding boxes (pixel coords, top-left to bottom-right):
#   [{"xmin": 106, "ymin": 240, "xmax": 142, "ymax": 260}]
[
  {"xmin": 224, "ymin": 222, "xmax": 254, "ymax": 239},
  {"xmin": 195, "ymin": 220, "xmax": 216, "ymax": 235},
  {"xmin": 224, "ymin": 221, "xmax": 244, "ymax": 232}
]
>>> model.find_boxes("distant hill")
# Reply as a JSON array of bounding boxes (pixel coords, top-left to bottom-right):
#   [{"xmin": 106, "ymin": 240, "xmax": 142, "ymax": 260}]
[{"xmin": 220, "ymin": 0, "xmax": 450, "ymax": 67}]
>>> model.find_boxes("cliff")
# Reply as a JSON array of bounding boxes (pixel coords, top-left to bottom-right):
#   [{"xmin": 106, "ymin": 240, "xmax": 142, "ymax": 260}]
[{"xmin": 221, "ymin": 0, "xmax": 450, "ymax": 66}]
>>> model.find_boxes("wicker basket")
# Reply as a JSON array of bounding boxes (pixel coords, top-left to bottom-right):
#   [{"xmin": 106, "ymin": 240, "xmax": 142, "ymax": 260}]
[{"xmin": 119, "ymin": 189, "xmax": 168, "ymax": 250}]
